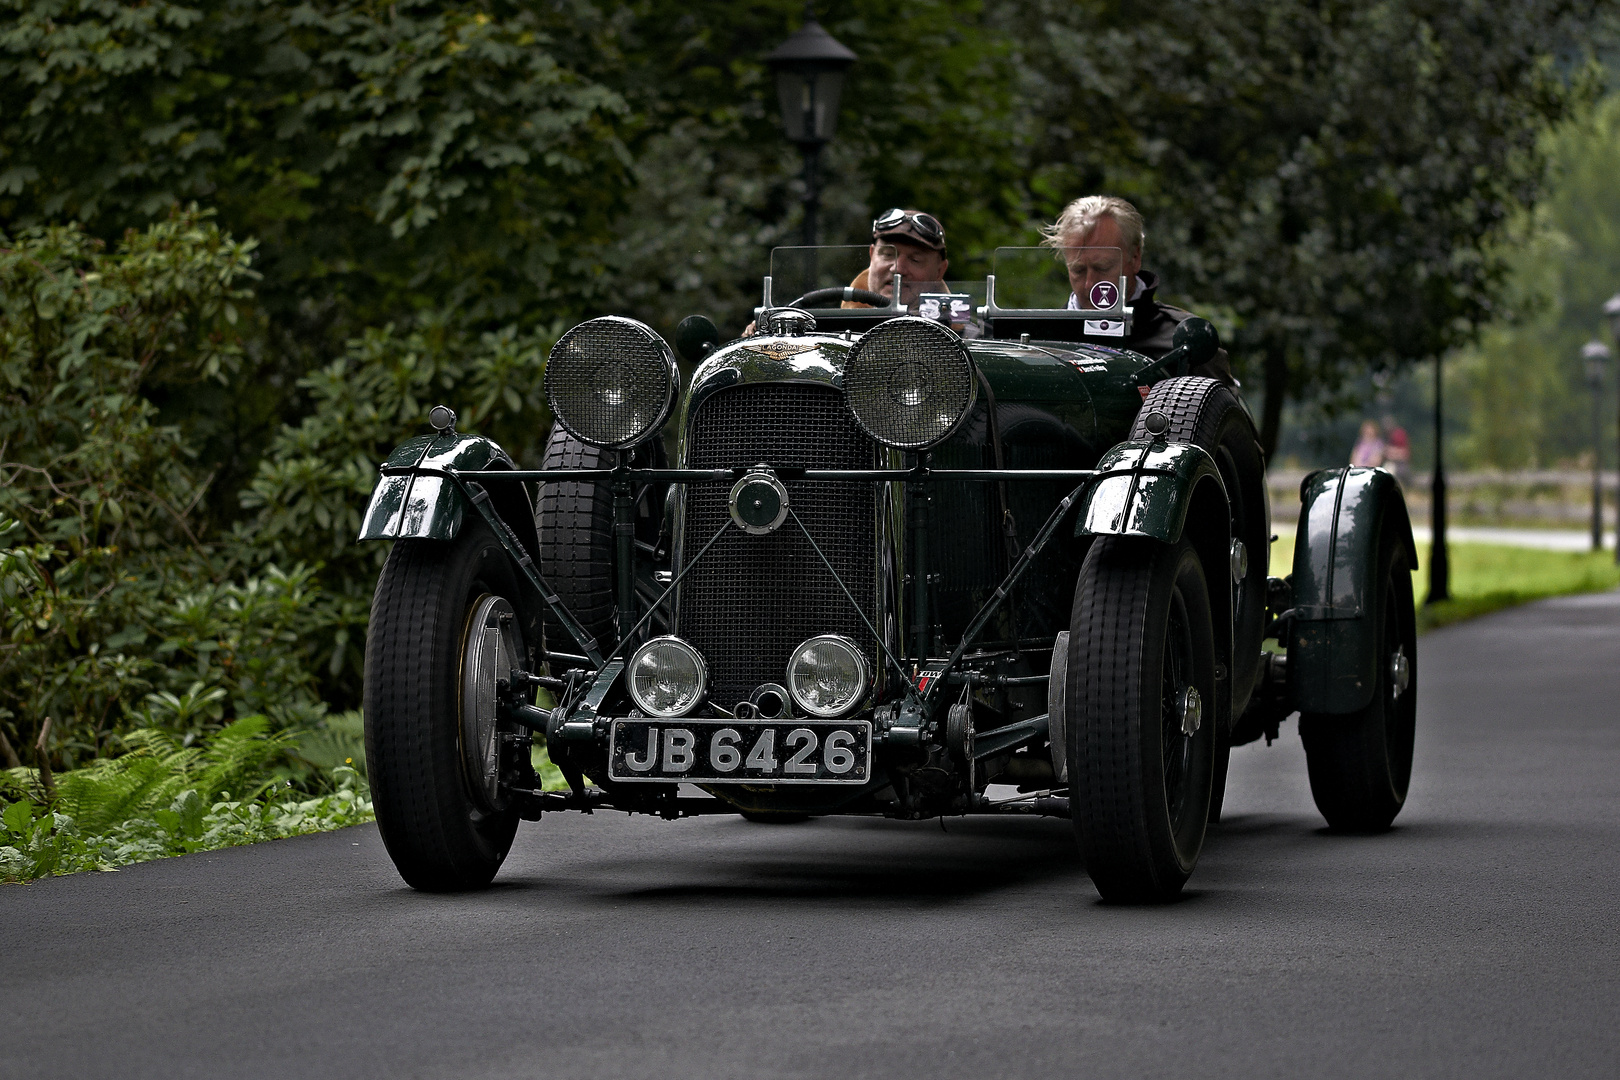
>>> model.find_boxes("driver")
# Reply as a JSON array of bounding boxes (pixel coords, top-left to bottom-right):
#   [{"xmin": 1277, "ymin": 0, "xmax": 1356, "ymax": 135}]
[
  {"xmin": 842, "ymin": 208, "xmax": 949, "ymax": 310},
  {"xmin": 1042, "ymin": 195, "xmax": 1233, "ymax": 384}
]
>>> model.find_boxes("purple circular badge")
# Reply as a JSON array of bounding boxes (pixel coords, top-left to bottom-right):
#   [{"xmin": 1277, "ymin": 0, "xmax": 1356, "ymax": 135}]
[{"xmin": 1089, "ymin": 280, "xmax": 1119, "ymax": 309}]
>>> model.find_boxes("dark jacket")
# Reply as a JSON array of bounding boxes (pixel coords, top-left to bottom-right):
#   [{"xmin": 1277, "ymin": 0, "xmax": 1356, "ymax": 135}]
[{"xmin": 1127, "ymin": 271, "xmax": 1235, "ymax": 385}]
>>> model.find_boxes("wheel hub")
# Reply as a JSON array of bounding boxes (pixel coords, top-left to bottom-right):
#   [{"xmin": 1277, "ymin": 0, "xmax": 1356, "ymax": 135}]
[
  {"xmin": 1389, "ymin": 646, "xmax": 1411, "ymax": 699},
  {"xmin": 462, "ymin": 594, "xmax": 522, "ymax": 810},
  {"xmin": 1178, "ymin": 685, "xmax": 1203, "ymax": 736}
]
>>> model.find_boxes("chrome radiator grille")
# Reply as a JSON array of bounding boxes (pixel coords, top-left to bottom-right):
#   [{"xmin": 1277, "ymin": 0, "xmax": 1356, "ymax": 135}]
[{"xmin": 678, "ymin": 383, "xmax": 879, "ymax": 707}]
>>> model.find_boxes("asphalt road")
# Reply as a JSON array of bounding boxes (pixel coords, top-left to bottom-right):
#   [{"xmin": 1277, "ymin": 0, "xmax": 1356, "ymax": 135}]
[{"xmin": 5, "ymin": 590, "xmax": 1619, "ymax": 1080}]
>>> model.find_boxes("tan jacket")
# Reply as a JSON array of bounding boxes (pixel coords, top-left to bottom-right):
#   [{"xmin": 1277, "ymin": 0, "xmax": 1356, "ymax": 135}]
[{"xmin": 842, "ymin": 268, "xmax": 875, "ymax": 308}]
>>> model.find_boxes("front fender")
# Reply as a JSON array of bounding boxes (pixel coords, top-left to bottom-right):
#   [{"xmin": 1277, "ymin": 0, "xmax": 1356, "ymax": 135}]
[
  {"xmin": 1075, "ymin": 440, "xmax": 1227, "ymax": 544},
  {"xmin": 1287, "ymin": 466, "xmax": 1417, "ymax": 714},
  {"xmin": 359, "ymin": 431, "xmax": 537, "ymax": 558}
]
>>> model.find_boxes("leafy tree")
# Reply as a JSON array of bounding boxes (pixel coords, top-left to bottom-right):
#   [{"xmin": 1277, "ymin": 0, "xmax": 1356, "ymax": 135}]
[
  {"xmin": 1, "ymin": 0, "xmax": 632, "ymax": 514},
  {"xmin": 591, "ymin": 0, "xmax": 1030, "ymax": 336},
  {"xmin": 1002, "ymin": 0, "xmax": 1604, "ymax": 457},
  {"xmin": 1451, "ymin": 92, "xmax": 1620, "ymax": 468}
]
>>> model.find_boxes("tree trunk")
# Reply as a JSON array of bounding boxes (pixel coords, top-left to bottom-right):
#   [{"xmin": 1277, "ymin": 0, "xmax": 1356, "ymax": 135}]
[
  {"xmin": 0, "ymin": 726, "xmax": 21, "ymax": 770},
  {"xmin": 35, "ymin": 717, "xmax": 56, "ymax": 801},
  {"xmin": 1258, "ymin": 342, "xmax": 1288, "ymax": 463}
]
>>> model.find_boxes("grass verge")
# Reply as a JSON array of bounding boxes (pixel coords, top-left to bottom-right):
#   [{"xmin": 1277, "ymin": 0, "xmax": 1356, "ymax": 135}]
[{"xmin": 1268, "ymin": 535, "xmax": 1620, "ymax": 633}]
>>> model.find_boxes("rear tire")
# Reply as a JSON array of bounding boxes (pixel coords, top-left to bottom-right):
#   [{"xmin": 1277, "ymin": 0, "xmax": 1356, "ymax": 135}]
[
  {"xmin": 364, "ymin": 520, "xmax": 523, "ymax": 891},
  {"xmin": 1299, "ymin": 513, "xmax": 1418, "ymax": 831},
  {"xmin": 1066, "ymin": 536, "xmax": 1218, "ymax": 902}
]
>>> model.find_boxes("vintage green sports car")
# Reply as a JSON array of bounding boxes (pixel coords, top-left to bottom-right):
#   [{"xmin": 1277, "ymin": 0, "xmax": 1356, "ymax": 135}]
[{"xmin": 358, "ymin": 245, "xmax": 1418, "ymax": 902}]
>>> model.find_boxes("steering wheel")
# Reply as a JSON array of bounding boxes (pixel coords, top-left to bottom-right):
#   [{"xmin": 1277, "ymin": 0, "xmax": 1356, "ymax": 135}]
[{"xmin": 789, "ymin": 286, "xmax": 892, "ymax": 308}]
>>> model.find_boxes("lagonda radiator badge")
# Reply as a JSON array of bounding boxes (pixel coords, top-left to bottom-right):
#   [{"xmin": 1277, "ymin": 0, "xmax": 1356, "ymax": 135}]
[{"xmin": 744, "ymin": 341, "xmax": 820, "ymax": 360}]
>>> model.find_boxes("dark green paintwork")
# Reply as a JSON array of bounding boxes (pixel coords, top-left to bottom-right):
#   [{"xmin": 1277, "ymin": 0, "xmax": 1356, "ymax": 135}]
[
  {"xmin": 678, "ymin": 331, "xmax": 1157, "ymax": 463},
  {"xmin": 1075, "ymin": 439, "xmax": 1227, "ymax": 543},
  {"xmin": 1287, "ymin": 466, "xmax": 1418, "ymax": 714},
  {"xmin": 359, "ymin": 431, "xmax": 520, "ymax": 542}
]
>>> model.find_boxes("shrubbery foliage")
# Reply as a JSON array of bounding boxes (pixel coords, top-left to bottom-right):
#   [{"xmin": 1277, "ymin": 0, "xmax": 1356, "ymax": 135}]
[{"xmin": 0, "ymin": 211, "xmax": 552, "ymax": 879}]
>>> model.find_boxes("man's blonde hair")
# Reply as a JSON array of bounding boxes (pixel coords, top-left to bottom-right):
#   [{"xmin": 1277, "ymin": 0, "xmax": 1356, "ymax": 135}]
[{"xmin": 1041, "ymin": 195, "xmax": 1145, "ymax": 258}]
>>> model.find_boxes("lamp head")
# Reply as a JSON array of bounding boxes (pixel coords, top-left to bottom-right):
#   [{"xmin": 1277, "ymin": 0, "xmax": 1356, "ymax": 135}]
[
  {"xmin": 1604, "ymin": 293, "xmax": 1620, "ymax": 338},
  {"xmin": 765, "ymin": 10, "xmax": 856, "ymax": 146},
  {"xmin": 1582, "ymin": 339, "xmax": 1611, "ymax": 386}
]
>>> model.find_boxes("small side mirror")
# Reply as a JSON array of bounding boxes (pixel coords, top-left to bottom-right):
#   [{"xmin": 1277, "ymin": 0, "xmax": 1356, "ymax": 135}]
[
  {"xmin": 674, "ymin": 315, "xmax": 720, "ymax": 364},
  {"xmin": 1168, "ymin": 317, "xmax": 1219, "ymax": 374}
]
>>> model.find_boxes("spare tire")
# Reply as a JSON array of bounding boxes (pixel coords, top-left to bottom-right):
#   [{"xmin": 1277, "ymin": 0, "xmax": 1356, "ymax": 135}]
[
  {"xmin": 535, "ymin": 428, "xmax": 669, "ymax": 661},
  {"xmin": 535, "ymin": 430, "xmax": 617, "ymax": 658},
  {"xmin": 1131, "ymin": 377, "xmax": 1268, "ymax": 823},
  {"xmin": 1131, "ymin": 377, "xmax": 1268, "ymax": 713}
]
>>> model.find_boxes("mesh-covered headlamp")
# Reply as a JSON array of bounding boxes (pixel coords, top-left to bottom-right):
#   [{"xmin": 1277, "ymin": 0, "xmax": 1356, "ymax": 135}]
[
  {"xmin": 842, "ymin": 316, "xmax": 976, "ymax": 450},
  {"xmin": 545, "ymin": 316, "xmax": 680, "ymax": 449}
]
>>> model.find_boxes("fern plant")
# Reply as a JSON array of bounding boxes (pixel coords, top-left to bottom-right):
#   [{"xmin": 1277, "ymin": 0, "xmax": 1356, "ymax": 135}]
[{"xmin": 1, "ymin": 717, "xmax": 370, "ymax": 883}]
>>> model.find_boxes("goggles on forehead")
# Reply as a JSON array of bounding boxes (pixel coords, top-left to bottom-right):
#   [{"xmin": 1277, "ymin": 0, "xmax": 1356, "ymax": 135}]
[{"xmin": 872, "ymin": 209, "xmax": 945, "ymax": 246}]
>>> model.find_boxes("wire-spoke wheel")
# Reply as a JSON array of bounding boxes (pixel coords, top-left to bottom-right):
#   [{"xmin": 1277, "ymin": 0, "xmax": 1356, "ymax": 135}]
[{"xmin": 1066, "ymin": 535, "xmax": 1218, "ymax": 902}]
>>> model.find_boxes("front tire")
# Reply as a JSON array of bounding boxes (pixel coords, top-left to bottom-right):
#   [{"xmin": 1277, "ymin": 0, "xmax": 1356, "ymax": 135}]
[
  {"xmin": 1299, "ymin": 513, "xmax": 1418, "ymax": 832},
  {"xmin": 365, "ymin": 520, "xmax": 524, "ymax": 891},
  {"xmin": 1066, "ymin": 536, "xmax": 1218, "ymax": 902}
]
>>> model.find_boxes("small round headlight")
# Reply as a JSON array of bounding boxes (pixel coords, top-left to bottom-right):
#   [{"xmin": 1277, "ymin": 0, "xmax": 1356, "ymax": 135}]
[
  {"xmin": 627, "ymin": 636, "xmax": 707, "ymax": 718},
  {"xmin": 842, "ymin": 316, "xmax": 976, "ymax": 450},
  {"xmin": 786, "ymin": 635, "xmax": 870, "ymax": 718},
  {"xmin": 546, "ymin": 316, "xmax": 679, "ymax": 449}
]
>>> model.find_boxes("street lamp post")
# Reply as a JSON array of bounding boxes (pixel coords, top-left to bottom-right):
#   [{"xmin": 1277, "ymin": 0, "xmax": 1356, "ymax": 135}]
[
  {"xmin": 1603, "ymin": 293, "xmax": 1620, "ymax": 562},
  {"xmin": 766, "ymin": 4, "xmax": 856, "ymax": 248},
  {"xmin": 1428, "ymin": 354, "xmax": 1449, "ymax": 604},
  {"xmin": 1581, "ymin": 340, "xmax": 1610, "ymax": 553}
]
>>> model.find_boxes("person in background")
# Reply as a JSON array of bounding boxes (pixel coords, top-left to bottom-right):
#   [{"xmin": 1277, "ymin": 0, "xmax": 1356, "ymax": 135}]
[
  {"xmin": 1381, "ymin": 414, "xmax": 1411, "ymax": 483},
  {"xmin": 1351, "ymin": 419, "xmax": 1386, "ymax": 468}
]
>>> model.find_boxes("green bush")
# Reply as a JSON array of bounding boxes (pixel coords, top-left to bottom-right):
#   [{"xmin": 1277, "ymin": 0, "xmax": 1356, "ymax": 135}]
[
  {"xmin": 0, "ymin": 208, "xmax": 278, "ymax": 766},
  {"xmin": 236, "ymin": 316, "xmax": 555, "ymax": 686},
  {"xmin": 1, "ymin": 207, "xmax": 553, "ymax": 764},
  {"xmin": 0, "ymin": 208, "xmax": 559, "ymax": 878}
]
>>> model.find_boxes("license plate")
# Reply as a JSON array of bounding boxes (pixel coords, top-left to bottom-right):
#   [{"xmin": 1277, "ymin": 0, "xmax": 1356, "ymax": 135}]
[{"xmin": 608, "ymin": 719, "xmax": 871, "ymax": 784}]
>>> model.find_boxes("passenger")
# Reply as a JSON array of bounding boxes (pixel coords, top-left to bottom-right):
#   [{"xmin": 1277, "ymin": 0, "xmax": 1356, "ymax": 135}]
[
  {"xmin": 843, "ymin": 209, "xmax": 950, "ymax": 311},
  {"xmin": 1042, "ymin": 195, "xmax": 1234, "ymax": 384}
]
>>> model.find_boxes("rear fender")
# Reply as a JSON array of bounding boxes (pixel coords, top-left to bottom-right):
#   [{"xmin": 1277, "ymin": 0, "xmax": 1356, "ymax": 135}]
[
  {"xmin": 1287, "ymin": 467, "xmax": 1417, "ymax": 714},
  {"xmin": 359, "ymin": 432, "xmax": 538, "ymax": 560}
]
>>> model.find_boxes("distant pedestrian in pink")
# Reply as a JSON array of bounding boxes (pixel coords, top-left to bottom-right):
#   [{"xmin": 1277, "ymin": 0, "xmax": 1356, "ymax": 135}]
[
  {"xmin": 1350, "ymin": 419, "xmax": 1385, "ymax": 468},
  {"xmin": 1381, "ymin": 415, "xmax": 1410, "ymax": 482}
]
